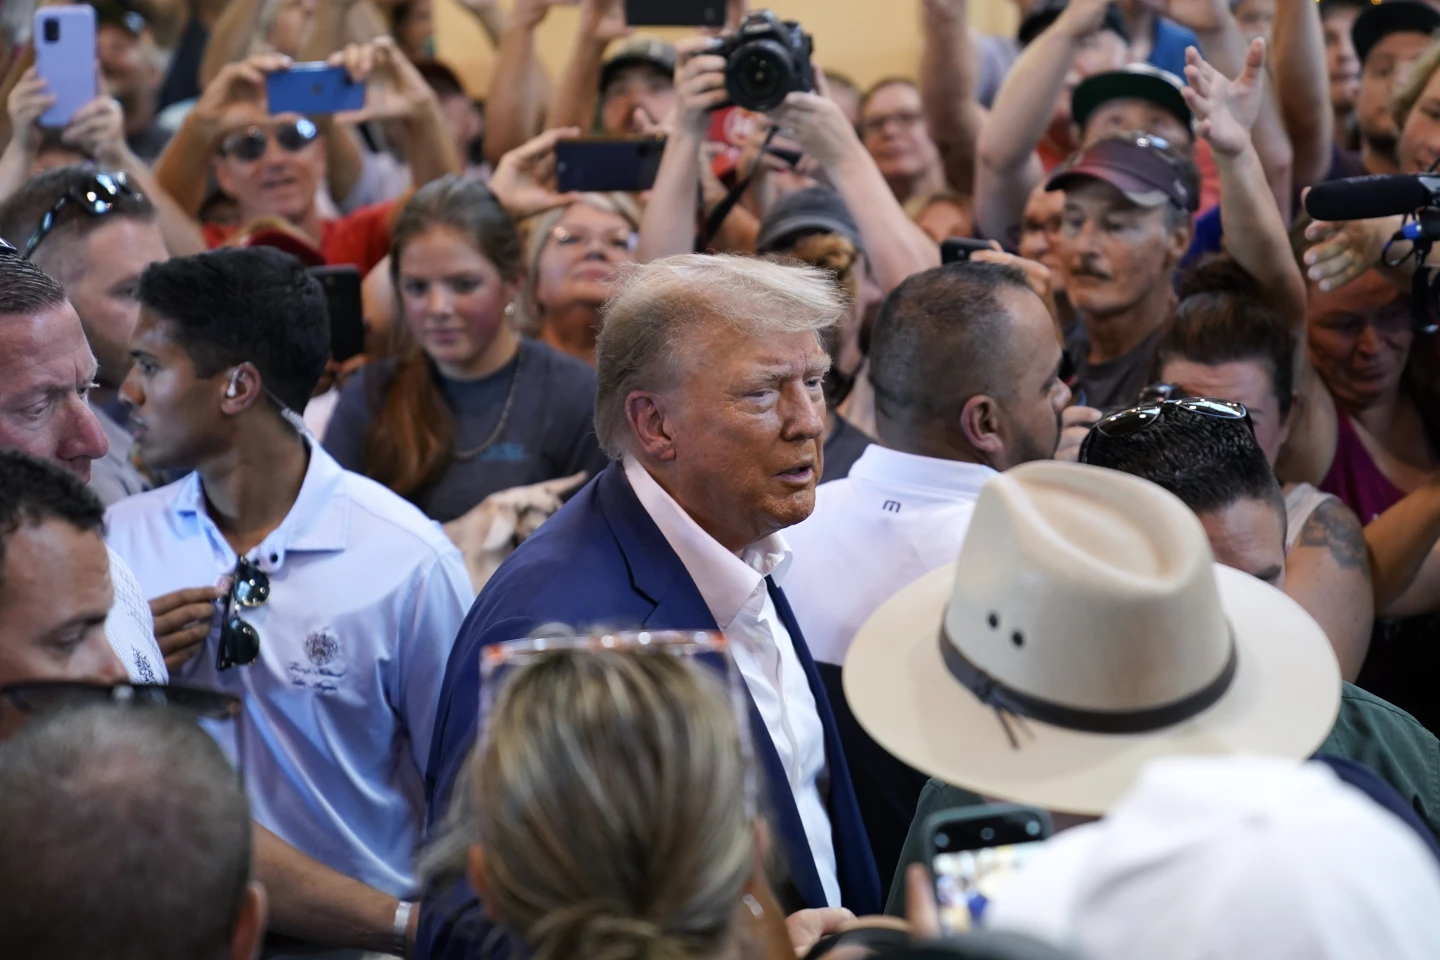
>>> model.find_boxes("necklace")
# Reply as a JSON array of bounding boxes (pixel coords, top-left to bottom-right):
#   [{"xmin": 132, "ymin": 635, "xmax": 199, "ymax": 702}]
[{"xmin": 451, "ymin": 345, "xmax": 526, "ymax": 463}]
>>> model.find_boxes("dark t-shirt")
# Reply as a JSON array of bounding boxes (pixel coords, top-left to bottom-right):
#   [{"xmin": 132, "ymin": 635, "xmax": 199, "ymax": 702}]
[
  {"xmin": 822, "ymin": 415, "xmax": 872, "ymax": 484},
  {"xmin": 1064, "ymin": 323, "xmax": 1163, "ymax": 414},
  {"xmin": 322, "ymin": 338, "xmax": 609, "ymax": 523}
]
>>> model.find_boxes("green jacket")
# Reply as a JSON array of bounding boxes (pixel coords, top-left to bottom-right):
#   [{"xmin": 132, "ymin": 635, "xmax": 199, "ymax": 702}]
[{"xmin": 883, "ymin": 682, "xmax": 1440, "ymax": 915}]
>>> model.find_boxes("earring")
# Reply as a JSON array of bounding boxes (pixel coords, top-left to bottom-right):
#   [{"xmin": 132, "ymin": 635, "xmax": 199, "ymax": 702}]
[{"xmin": 504, "ymin": 303, "xmax": 515, "ymax": 317}]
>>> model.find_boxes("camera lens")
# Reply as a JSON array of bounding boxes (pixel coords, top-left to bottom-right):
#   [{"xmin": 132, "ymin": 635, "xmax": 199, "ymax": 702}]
[
  {"xmin": 934, "ymin": 832, "xmax": 948, "ymax": 848},
  {"xmin": 980, "ymin": 827, "xmax": 995, "ymax": 842},
  {"xmin": 1025, "ymin": 820, "xmax": 1041, "ymax": 836},
  {"xmin": 725, "ymin": 39, "xmax": 795, "ymax": 112},
  {"xmin": 43, "ymin": 19, "xmax": 60, "ymax": 43}
]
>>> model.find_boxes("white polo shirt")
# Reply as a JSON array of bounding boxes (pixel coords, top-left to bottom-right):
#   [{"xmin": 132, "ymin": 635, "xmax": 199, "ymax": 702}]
[
  {"xmin": 784, "ymin": 446, "xmax": 997, "ymax": 666},
  {"xmin": 624, "ymin": 456, "xmax": 842, "ymax": 907},
  {"xmin": 105, "ymin": 445, "xmax": 474, "ymax": 897}
]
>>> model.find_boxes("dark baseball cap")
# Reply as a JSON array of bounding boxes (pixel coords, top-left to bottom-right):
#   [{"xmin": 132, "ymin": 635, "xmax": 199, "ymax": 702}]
[
  {"xmin": 1352, "ymin": 1, "xmax": 1440, "ymax": 66},
  {"xmin": 1018, "ymin": 0, "xmax": 1131, "ymax": 47},
  {"xmin": 756, "ymin": 187, "xmax": 863, "ymax": 254},
  {"xmin": 1072, "ymin": 63, "xmax": 1193, "ymax": 137},
  {"xmin": 600, "ymin": 37, "xmax": 677, "ymax": 94},
  {"xmin": 1046, "ymin": 135, "xmax": 1200, "ymax": 212},
  {"xmin": 93, "ymin": 0, "xmax": 147, "ymax": 36}
]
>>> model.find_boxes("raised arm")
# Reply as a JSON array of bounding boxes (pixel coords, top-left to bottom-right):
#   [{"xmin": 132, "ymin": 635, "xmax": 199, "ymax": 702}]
[
  {"xmin": 301, "ymin": 0, "xmax": 367, "ymax": 205},
  {"xmin": 1168, "ymin": 0, "xmax": 1295, "ymax": 220},
  {"xmin": 770, "ymin": 91, "xmax": 940, "ymax": 292},
  {"xmin": 198, "ymin": 0, "xmax": 268, "ymax": 90},
  {"xmin": 920, "ymin": 0, "xmax": 984, "ymax": 194},
  {"xmin": 0, "ymin": 68, "xmax": 51, "ymax": 206},
  {"xmin": 974, "ymin": 0, "xmax": 1113, "ymax": 246},
  {"xmin": 1270, "ymin": 0, "xmax": 1333, "ymax": 188},
  {"xmin": 482, "ymin": 0, "xmax": 561, "ymax": 165},
  {"xmin": 547, "ymin": 0, "xmax": 630, "ymax": 134}
]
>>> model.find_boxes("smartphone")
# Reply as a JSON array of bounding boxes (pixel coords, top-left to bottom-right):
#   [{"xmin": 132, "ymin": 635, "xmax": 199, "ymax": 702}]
[
  {"xmin": 555, "ymin": 137, "xmax": 666, "ymax": 194},
  {"xmin": 310, "ymin": 266, "xmax": 365, "ymax": 362},
  {"xmin": 624, "ymin": 0, "xmax": 725, "ymax": 26},
  {"xmin": 940, "ymin": 237, "xmax": 995, "ymax": 264},
  {"xmin": 34, "ymin": 6, "xmax": 97, "ymax": 129},
  {"xmin": 266, "ymin": 63, "xmax": 365, "ymax": 116},
  {"xmin": 926, "ymin": 804, "xmax": 1052, "ymax": 934}
]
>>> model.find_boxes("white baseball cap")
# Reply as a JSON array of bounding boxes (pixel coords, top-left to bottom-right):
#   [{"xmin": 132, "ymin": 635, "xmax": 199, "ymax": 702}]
[{"xmin": 986, "ymin": 754, "xmax": 1440, "ymax": 960}]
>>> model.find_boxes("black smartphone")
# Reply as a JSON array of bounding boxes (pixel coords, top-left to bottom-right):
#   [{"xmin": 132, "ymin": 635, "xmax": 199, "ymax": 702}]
[
  {"xmin": 624, "ymin": 0, "xmax": 725, "ymax": 26},
  {"xmin": 309, "ymin": 265, "xmax": 365, "ymax": 362},
  {"xmin": 555, "ymin": 137, "xmax": 666, "ymax": 194},
  {"xmin": 940, "ymin": 237, "xmax": 995, "ymax": 264},
  {"xmin": 925, "ymin": 804, "xmax": 1052, "ymax": 934}
]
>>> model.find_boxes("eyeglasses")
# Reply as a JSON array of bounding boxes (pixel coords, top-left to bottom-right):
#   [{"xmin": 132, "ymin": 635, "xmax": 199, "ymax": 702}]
[
  {"xmin": 219, "ymin": 119, "xmax": 320, "ymax": 162},
  {"xmin": 858, "ymin": 110, "xmax": 924, "ymax": 138},
  {"xmin": 549, "ymin": 225, "xmax": 639, "ymax": 254},
  {"xmin": 1078, "ymin": 397, "xmax": 1252, "ymax": 464},
  {"xmin": 22, "ymin": 171, "xmax": 142, "ymax": 260},
  {"xmin": 0, "ymin": 680, "xmax": 240, "ymax": 721},
  {"xmin": 217, "ymin": 556, "xmax": 270, "ymax": 671}
]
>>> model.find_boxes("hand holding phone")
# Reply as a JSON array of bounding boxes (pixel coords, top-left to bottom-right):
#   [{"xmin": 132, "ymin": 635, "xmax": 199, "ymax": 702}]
[
  {"xmin": 940, "ymin": 237, "xmax": 997, "ymax": 264},
  {"xmin": 33, "ymin": 6, "xmax": 96, "ymax": 129},
  {"xmin": 266, "ymin": 63, "xmax": 364, "ymax": 116},
  {"xmin": 925, "ymin": 804, "xmax": 1051, "ymax": 934}
]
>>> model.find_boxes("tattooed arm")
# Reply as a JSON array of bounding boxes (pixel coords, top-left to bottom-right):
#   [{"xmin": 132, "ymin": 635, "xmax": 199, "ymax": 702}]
[{"xmin": 1285, "ymin": 497, "xmax": 1373, "ymax": 682}]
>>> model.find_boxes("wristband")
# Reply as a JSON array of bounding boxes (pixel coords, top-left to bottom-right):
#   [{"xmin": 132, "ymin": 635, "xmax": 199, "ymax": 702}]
[{"xmin": 393, "ymin": 900, "xmax": 416, "ymax": 956}]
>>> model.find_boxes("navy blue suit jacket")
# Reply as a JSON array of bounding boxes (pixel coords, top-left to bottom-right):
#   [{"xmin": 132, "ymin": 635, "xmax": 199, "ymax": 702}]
[{"xmin": 418, "ymin": 464, "xmax": 881, "ymax": 960}]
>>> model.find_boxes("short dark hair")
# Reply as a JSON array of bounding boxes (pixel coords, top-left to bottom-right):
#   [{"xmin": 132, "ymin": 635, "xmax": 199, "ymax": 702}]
[
  {"xmin": 1158, "ymin": 259, "xmax": 1297, "ymax": 417},
  {"xmin": 0, "ymin": 249, "xmax": 67, "ymax": 316},
  {"xmin": 859, "ymin": 77, "xmax": 918, "ymax": 115},
  {"xmin": 0, "ymin": 166, "xmax": 155, "ymax": 277},
  {"xmin": 869, "ymin": 261, "xmax": 1036, "ymax": 425},
  {"xmin": 137, "ymin": 247, "xmax": 329, "ymax": 414},
  {"xmin": 1082, "ymin": 404, "xmax": 1284, "ymax": 519},
  {"xmin": 0, "ymin": 705, "xmax": 252, "ymax": 960},
  {"xmin": 0, "ymin": 451, "xmax": 105, "ymax": 595}
]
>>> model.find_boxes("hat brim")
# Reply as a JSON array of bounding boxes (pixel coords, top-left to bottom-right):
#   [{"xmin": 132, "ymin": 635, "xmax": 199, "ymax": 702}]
[
  {"xmin": 843, "ymin": 563, "xmax": 1341, "ymax": 816},
  {"xmin": 1072, "ymin": 72, "xmax": 1193, "ymax": 138},
  {"xmin": 757, "ymin": 215, "xmax": 864, "ymax": 254},
  {"xmin": 1045, "ymin": 165, "xmax": 1174, "ymax": 208}
]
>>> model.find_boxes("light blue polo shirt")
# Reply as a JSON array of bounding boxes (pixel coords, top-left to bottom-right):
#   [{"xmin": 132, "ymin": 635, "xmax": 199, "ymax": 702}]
[{"xmin": 105, "ymin": 444, "xmax": 474, "ymax": 897}]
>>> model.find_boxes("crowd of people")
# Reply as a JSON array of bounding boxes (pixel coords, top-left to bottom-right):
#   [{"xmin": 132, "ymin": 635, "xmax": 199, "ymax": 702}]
[{"xmin": 4, "ymin": 0, "xmax": 1440, "ymax": 957}]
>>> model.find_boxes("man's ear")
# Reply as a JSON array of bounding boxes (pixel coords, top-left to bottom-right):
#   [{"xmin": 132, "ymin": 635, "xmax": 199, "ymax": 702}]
[
  {"xmin": 212, "ymin": 157, "xmax": 238, "ymax": 199},
  {"xmin": 959, "ymin": 393, "xmax": 1005, "ymax": 457},
  {"xmin": 219, "ymin": 363, "xmax": 266, "ymax": 417},
  {"xmin": 1164, "ymin": 213, "xmax": 1194, "ymax": 266},
  {"xmin": 230, "ymin": 882, "xmax": 268, "ymax": 960},
  {"xmin": 624, "ymin": 390, "xmax": 678, "ymax": 463}
]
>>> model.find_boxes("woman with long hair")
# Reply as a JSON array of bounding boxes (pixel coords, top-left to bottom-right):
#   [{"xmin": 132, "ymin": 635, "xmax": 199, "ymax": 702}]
[{"xmin": 323, "ymin": 175, "xmax": 606, "ymax": 522}]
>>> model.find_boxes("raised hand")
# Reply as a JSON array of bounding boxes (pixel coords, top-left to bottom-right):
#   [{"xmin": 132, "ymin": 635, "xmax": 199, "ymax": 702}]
[
  {"xmin": 1181, "ymin": 40, "xmax": 1266, "ymax": 158},
  {"xmin": 1055, "ymin": 0, "xmax": 1118, "ymax": 38},
  {"xmin": 1302, "ymin": 205, "xmax": 1395, "ymax": 292},
  {"xmin": 7, "ymin": 68, "xmax": 56, "ymax": 154},
  {"xmin": 672, "ymin": 35, "xmax": 728, "ymax": 137},
  {"xmin": 191, "ymin": 53, "xmax": 293, "ymax": 134},
  {"xmin": 580, "ymin": 0, "xmax": 631, "ymax": 43},
  {"xmin": 1160, "ymin": 0, "xmax": 1230, "ymax": 35},
  {"xmin": 62, "ymin": 96, "xmax": 130, "ymax": 168},
  {"xmin": 330, "ymin": 35, "xmax": 434, "ymax": 122},
  {"xmin": 488, "ymin": 126, "xmax": 583, "ymax": 219}
]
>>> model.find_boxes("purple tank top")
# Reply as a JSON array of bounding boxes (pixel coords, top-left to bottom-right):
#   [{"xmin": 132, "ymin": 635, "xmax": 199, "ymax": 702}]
[{"xmin": 1320, "ymin": 409, "xmax": 1407, "ymax": 523}]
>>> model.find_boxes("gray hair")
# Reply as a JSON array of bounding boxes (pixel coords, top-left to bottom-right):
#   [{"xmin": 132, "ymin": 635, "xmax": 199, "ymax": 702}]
[
  {"xmin": 594, "ymin": 253, "xmax": 846, "ymax": 459},
  {"xmin": 0, "ymin": 705, "xmax": 251, "ymax": 960}
]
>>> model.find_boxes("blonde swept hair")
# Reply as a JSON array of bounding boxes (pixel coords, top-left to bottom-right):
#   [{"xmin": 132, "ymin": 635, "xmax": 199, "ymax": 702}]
[
  {"xmin": 424, "ymin": 650, "xmax": 757, "ymax": 960},
  {"xmin": 594, "ymin": 253, "xmax": 845, "ymax": 458}
]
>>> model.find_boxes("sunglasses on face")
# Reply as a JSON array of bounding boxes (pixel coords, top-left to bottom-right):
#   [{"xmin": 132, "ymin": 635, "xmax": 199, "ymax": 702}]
[
  {"xmin": 217, "ymin": 556, "xmax": 270, "ymax": 671},
  {"xmin": 1078, "ymin": 397, "xmax": 1253, "ymax": 464},
  {"xmin": 219, "ymin": 119, "xmax": 320, "ymax": 162},
  {"xmin": 22, "ymin": 171, "xmax": 143, "ymax": 260}
]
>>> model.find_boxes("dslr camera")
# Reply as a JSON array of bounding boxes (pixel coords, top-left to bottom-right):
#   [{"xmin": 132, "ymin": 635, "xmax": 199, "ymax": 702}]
[{"xmin": 718, "ymin": 10, "xmax": 815, "ymax": 112}]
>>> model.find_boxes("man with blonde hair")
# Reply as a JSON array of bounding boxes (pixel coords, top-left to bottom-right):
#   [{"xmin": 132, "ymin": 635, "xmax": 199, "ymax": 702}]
[{"xmin": 420, "ymin": 254, "xmax": 882, "ymax": 959}]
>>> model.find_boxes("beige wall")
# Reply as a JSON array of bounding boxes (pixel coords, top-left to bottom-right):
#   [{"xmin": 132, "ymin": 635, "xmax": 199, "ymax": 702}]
[{"xmin": 435, "ymin": 0, "xmax": 1020, "ymax": 97}]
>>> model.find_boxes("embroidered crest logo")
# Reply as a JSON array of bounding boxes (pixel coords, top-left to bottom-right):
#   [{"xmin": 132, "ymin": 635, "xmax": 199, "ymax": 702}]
[{"xmin": 304, "ymin": 629, "xmax": 339, "ymax": 667}]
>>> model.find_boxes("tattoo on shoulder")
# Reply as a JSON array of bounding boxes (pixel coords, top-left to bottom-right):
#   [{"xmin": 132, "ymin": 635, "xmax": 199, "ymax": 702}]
[{"xmin": 1298, "ymin": 499, "xmax": 1370, "ymax": 572}]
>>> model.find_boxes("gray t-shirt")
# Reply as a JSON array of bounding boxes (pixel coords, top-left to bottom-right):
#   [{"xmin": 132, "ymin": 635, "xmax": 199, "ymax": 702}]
[
  {"xmin": 323, "ymin": 339, "xmax": 608, "ymax": 523},
  {"xmin": 1064, "ymin": 323, "xmax": 1163, "ymax": 414}
]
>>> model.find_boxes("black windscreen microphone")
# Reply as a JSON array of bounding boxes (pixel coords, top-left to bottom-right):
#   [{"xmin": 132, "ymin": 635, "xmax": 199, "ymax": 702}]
[{"xmin": 1304, "ymin": 174, "xmax": 1440, "ymax": 222}]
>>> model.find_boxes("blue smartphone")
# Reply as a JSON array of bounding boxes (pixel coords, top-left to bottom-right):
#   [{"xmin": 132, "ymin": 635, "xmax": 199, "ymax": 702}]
[
  {"xmin": 555, "ymin": 137, "xmax": 666, "ymax": 193},
  {"xmin": 265, "ymin": 63, "xmax": 364, "ymax": 116},
  {"xmin": 34, "ymin": 6, "xmax": 97, "ymax": 128}
]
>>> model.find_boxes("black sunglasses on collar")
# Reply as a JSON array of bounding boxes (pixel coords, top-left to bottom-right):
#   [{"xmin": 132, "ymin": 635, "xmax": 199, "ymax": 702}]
[{"xmin": 22, "ymin": 171, "xmax": 144, "ymax": 260}]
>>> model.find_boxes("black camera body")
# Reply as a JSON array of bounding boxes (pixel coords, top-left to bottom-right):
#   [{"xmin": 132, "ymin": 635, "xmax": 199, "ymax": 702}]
[{"xmin": 718, "ymin": 10, "xmax": 815, "ymax": 112}]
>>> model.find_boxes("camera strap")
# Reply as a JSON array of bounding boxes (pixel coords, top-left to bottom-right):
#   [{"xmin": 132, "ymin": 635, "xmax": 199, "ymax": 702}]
[{"xmin": 696, "ymin": 125, "xmax": 779, "ymax": 252}]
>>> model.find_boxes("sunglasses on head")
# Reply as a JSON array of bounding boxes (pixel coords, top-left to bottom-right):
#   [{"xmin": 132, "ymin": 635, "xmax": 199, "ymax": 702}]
[
  {"xmin": 22, "ymin": 171, "xmax": 143, "ymax": 260},
  {"xmin": 0, "ymin": 680, "xmax": 240, "ymax": 720},
  {"xmin": 219, "ymin": 118, "xmax": 320, "ymax": 162},
  {"xmin": 217, "ymin": 556, "xmax": 270, "ymax": 671},
  {"xmin": 1078, "ymin": 397, "xmax": 1252, "ymax": 464}
]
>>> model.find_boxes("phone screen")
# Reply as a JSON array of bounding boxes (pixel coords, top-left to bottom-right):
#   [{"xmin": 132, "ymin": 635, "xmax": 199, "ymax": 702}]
[{"xmin": 928, "ymin": 805, "xmax": 1050, "ymax": 933}]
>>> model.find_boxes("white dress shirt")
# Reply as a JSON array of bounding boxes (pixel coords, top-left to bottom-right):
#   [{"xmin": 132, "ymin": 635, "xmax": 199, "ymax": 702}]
[
  {"xmin": 105, "ymin": 445, "xmax": 474, "ymax": 896},
  {"xmin": 784, "ymin": 446, "xmax": 998, "ymax": 666},
  {"xmin": 624, "ymin": 456, "xmax": 841, "ymax": 907}
]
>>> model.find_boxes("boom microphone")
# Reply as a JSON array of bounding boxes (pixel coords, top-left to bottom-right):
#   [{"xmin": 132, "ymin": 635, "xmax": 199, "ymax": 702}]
[{"xmin": 1304, "ymin": 174, "xmax": 1440, "ymax": 222}]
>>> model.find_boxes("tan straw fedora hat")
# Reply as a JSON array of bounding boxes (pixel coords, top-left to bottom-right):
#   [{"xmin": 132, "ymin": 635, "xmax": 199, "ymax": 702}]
[{"xmin": 843, "ymin": 461, "xmax": 1341, "ymax": 816}]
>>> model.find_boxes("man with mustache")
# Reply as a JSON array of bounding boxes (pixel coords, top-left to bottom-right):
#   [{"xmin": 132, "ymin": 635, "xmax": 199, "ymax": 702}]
[
  {"xmin": 781, "ymin": 259, "xmax": 1072, "ymax": 896},
  {"xmin": 421, "ymin": 254, "xmax": 882, "ymax": 959}
]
